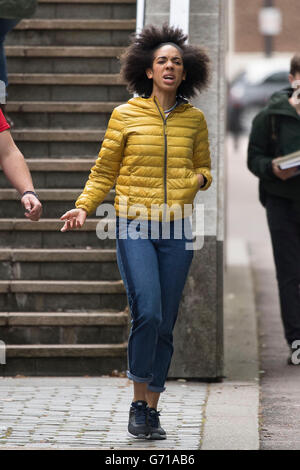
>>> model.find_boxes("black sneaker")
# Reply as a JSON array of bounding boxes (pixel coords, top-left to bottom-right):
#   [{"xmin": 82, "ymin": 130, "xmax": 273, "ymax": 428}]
[
  {"xmin": 147, "ymin": 407, "xmax": 167, "ymax": 440},
  {"xmin": 128, "ymin": 400, "xmax": 149, "ymax": 439}
]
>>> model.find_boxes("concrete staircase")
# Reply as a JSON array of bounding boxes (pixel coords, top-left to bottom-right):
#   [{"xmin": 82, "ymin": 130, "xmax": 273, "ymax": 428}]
[{"xmin": 0, "ymin": 0, "xmax": 136, "ymax": 375}]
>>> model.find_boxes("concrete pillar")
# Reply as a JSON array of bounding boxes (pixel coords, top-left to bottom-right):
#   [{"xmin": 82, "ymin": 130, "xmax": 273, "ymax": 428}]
[
  {"xmin": 143, "ymin": 0, "xmax": 227, "ymax": 379},
  {"xmin": 144, "ymin": 0, "xmax": 170, "ymax": 27}
]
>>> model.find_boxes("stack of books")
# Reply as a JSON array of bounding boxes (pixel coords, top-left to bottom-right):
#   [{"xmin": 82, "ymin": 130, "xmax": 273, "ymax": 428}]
[{"xmin": 273, "ymin": 150, "xmax": 300, "ymax": 177}]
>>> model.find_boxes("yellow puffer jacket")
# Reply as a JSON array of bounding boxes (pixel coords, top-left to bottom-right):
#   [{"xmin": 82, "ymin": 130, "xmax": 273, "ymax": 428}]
[{"xmin": 75, "ymin": 95, "xmax": 212, "ymax": 221}]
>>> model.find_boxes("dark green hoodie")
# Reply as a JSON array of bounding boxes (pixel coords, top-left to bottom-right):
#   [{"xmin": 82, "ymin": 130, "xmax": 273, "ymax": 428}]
[{"xmin": 247, "ymin": 87, "xmax": 300, "ymax": 205}]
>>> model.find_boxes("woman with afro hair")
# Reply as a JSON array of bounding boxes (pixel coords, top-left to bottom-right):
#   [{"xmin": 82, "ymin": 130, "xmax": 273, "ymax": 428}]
[{"xmin": 60, "ymin": 23, "xmax": 212, "ymax": 441}]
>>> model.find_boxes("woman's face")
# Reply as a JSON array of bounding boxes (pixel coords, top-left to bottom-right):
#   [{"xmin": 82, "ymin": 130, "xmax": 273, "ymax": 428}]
[{"xmin": 146, "ymin": 44, "xmax": 186, "ymax": 94}]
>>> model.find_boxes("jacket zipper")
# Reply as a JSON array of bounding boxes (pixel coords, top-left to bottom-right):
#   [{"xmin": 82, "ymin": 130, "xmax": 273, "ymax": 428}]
[{"xmin": 154, "ymin": 99, "xmax": 168, "ymax": 216}]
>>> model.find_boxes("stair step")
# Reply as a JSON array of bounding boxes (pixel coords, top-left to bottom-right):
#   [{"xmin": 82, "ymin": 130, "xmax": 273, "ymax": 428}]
[
  {"xmin": 0, "ymin": 218, "xmax": 104, "ymax": 230},
  {"xmin": 0, "ymin": 280, "xmax": 125, "ymax": 293},
  {"xmin": 0, "ymin": 318, "xmax": 127, "ymax": 344},
  {"xmin": 0, "ymin": 248, "xmax": 120, "ymax": 280},
  {"xmin": 6, "ymin": 101, "xmax": 121, "ymax": 113},
  {"xmin": 6, "ymin": 47, "xmax": 123, "ymax": 76},
  {"xmin": 0, "ymin": 311, "xmax": 127, "ymax": 326},
  {"xmin": 12, "ymin": 129, "xmax": 105, "ymax": 142},
  {"xmin": 0, "ymin": 292, "xmax": 125, "ymax": 312},
  {"xmin": 8, "ymin": 73, "xmax": 124, "ymax": 85},
  {"xmin": 7, "ymin": 103, "xmax": 120, "ymax": 131},
  {"xmin": 5, "ymin": 45, "xmax": 125, "ymax": 58},
  {"xmin": 0, "ymin": 189, "xmax": 114, "ymax": 218},
  {"xmin": 0, "ymin": 248, "xmax": 116, "ymax": 262},
  {"xmin": 0, "ymin": 189, "xmax": 80, "ymax": 200},
  {"xmin": 0, "ymin": 188, "xmax": 114, "ymax": 202},
  {"xmin": 0, "ymin": 219, "xmax": 116, "ymax": 249},
  {"xmin": 38, "ymin": 0, "xmax": 135, "ymax": 3},
  {"xmin": 8, "ymin": 23, "xmax": 134, "ymax": 48},
  {"xmin": 21, "ymin": 158, "xmax": 96, "ymax": 171},
  {"xmin": 36, "ymin": 1, "xmax": 136, "ymax": 21},
  {"xmin": 5, "ymin": 343, "xmax": 127, "ymax": 357},
  {"xmin": 0, "ymin": 159, "xmax": 95, "ymax": 190},
  {"xmin": 8, "ymin": 83, "xmax": 129, "ymax": 103},
  {"xmin": 13, "ymin": 141, "xmax": 101, "ymax": 158},
  {"xmin": 16, "ymin": 19, "xmax": 136, "ymax": 30}
]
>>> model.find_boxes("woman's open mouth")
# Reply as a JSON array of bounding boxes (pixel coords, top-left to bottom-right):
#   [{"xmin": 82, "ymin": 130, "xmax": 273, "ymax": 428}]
[{"xmin": 162, "ymin": 75, "xmax": 176, "ymax": 84}]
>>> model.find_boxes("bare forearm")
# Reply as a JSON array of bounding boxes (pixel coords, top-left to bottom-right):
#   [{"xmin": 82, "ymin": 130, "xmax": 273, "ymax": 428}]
[
  {"xmin": 0, "ymin": 131, "xmax": 42, "ymax": 221},
  {"xmin": 1, "ymin": 147, "xmax": 34, "ymax": 195}
]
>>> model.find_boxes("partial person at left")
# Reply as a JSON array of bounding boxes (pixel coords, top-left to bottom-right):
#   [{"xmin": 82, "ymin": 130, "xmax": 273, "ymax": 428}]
[
  {"xmin": 0, "ymin": 0, "xmax": 38, "ymax": 126},
  {"xmin": 0, "ymin": 108, "xmax": 42, "ymax": 221}
]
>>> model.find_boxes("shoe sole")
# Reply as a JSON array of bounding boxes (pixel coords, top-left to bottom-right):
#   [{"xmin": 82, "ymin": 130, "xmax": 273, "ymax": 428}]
[
  {"xmin": 127, "ymin": 431, "xmax": 149, "ymax": 440},
  {"xmin": 147, "ymin": 432, "xmax": 167, "ymax": 440}
]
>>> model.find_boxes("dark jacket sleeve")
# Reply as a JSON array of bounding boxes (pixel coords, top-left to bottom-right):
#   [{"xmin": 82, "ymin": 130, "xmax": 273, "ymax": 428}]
[{"xmin": 247, "ymin": 110, "xmax": 277, "ymax": 181}]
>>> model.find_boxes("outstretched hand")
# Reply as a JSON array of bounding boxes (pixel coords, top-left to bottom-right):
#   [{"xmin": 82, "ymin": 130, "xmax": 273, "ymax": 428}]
[{"xmin": 60, "ymin": 208, "xmax": 87, "ymax": 232}]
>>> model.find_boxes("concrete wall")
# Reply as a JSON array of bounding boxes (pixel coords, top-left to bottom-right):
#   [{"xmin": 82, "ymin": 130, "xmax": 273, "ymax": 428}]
[{"xmin": 143, "ymin": 0, "xmax": 226, "ymax": 379}]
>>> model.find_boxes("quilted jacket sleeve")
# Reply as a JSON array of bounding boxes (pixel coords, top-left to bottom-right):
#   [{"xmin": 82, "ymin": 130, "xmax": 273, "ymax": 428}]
[
  {"xmin": 193, "ymin": 112, "xmax": 212, "ymax": 191},
  {"xmin": 75, "ymin": 107, "xmax": 126, "ymax": 215}
]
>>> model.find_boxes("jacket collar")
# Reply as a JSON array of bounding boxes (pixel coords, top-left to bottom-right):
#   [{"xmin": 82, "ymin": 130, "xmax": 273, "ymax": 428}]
[{"xmin": 127, "ymin": 95, "xmax": 191, "ymax": 114}]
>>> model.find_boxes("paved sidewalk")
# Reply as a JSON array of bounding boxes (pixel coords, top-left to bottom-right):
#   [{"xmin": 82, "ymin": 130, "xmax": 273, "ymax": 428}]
[
  {"xmin": 250, "ymin": 241, "xmax": 300, "ymax": 450},
  {"xmin": 201, "ymin": 239, "xmax": 260, "ymax": 450},
  {"xmin": 0, "ymin": 377, "xmax": 207, "ymax": 449},
  {"xmin": 224, "ymin": 133, "xmax": 300, "ymax": 450}
]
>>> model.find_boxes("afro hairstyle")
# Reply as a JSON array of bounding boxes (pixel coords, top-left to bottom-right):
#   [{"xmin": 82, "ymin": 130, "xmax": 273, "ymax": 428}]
[{"xmin": 120, "ymin": 23, "xmax": 211, "ymax": 99}]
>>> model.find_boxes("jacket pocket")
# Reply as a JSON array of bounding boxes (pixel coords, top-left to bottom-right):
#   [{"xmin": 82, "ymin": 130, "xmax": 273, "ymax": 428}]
[
  {"xmin": 191, "ymin": 172, "xmax": 199, "ymax": 190},
  {"xmin": 186, "ymin": 169, "xmax": 199, "ymax": 191}
]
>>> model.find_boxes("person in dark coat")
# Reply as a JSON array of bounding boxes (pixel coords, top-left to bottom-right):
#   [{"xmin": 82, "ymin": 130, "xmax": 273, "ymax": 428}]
[{"xmin": 248, "ymin": 54, "xmax": 300, "ymax": 364}]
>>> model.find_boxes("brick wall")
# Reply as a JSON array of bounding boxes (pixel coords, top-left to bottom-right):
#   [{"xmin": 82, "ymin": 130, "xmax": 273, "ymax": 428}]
[{"xmin": 234, "ymin": 0, "xmax": 299, "ymax": 53}]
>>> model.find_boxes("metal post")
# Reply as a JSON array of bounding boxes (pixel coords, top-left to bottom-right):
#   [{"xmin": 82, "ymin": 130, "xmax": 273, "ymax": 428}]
[
  {"xmin": 264, "ymin": 0, "xmax": 273, "ymax": 57},
  {"xmin": 169, "ymin": 0, "xmax": 190, "ymax": 39},
  {"xmin": 136, "ymin": 0, "xmax": 145, "ymax": 34}
]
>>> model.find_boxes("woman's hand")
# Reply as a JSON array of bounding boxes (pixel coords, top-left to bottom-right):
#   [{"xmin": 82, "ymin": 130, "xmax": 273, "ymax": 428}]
[
  {"xmin": 196, "ymin": 173, "xmax": 205, "ymax": 189},
  {"xmin": 60, "ymin": 208, "xmax": 87, "ymax": 232}
]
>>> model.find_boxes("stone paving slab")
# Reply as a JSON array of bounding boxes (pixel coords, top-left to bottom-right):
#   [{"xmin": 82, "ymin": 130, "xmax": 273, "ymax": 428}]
[{"xmin": 0, "ymin": 377, "xmax": 207, "ymax": 449}]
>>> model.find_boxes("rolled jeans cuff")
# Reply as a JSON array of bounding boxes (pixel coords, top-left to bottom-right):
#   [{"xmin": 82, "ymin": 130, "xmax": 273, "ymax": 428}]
[
  {"xmin": 147, "ymin": 384, "xmax": 166, "ymax": 393},
  {"xmin": 127, "ymin": 370, "xmax": 153, "ymax": 383}
]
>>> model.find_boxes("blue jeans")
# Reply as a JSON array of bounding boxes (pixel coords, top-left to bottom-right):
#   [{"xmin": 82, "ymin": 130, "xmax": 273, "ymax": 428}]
[
  {"xmin": 115, "ymin": 216, "xmax": 194, "ymax": 393},
  {"xmin": 0, "ymin": 18, "xmax": 19, "ymax": 89}
]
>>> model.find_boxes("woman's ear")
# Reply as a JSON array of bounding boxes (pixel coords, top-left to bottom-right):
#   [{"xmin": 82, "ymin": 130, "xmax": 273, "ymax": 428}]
[
  {"xmin": 182, "ymin": 70, "xmax": 186, "ymax": 81},
  {"xmin": 146, "ymin": 68, "xmax": 153, "ymax": 79}
]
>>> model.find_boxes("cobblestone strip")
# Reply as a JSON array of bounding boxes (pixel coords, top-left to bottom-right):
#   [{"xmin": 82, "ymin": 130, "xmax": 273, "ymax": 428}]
[{"xmin": 0, "ymin": 377, "xmax": 207, "ymax": 449}]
